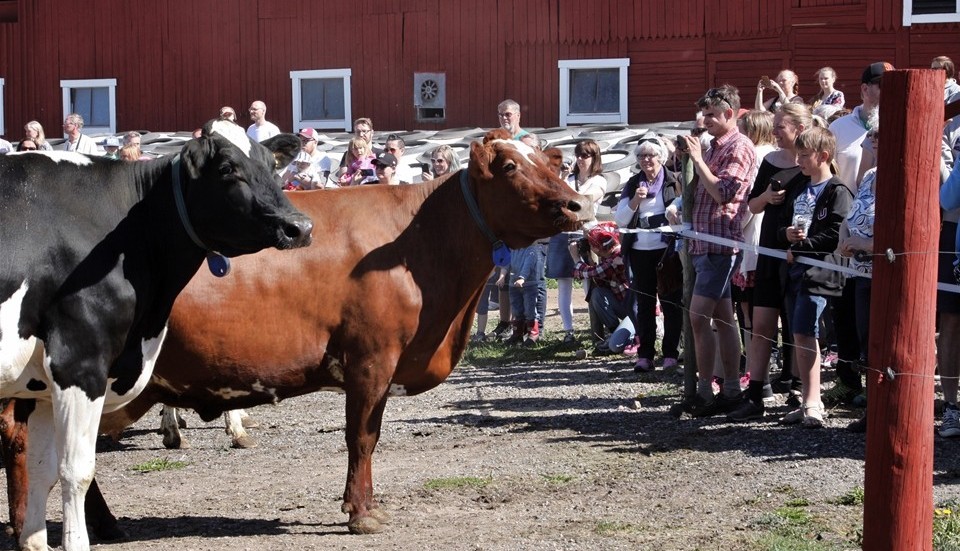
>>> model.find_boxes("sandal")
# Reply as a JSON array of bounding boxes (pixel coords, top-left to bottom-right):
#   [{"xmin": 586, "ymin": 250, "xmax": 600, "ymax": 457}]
[{"xmin": 802, "ymin": 403, "xmax": 826, "ymax": 429}]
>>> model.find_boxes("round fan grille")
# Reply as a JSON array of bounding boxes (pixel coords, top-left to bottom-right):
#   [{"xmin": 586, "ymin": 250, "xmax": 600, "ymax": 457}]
[{"xmin": 420, "ymin": 79, "xmax": 439, "ymax": 101}]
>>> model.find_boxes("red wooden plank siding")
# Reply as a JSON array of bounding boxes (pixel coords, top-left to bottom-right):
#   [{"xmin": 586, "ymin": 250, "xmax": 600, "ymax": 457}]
[{"xmin": 4, "ymin": 0, "xmax": 960, "ymax": 137}]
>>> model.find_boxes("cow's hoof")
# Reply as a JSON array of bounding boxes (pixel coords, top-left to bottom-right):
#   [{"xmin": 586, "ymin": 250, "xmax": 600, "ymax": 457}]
[
  {"xmin": 368, "ymin": 507, "xmax": 391, "ymax": 524},
  {"xmin": 347, "ymin": 515, "xmax": 385, "ymax": 534},
  {"xmin": 161, "ymin": 433, "xmax": 188, "ymax": 449},
  {"xmin": 231, "ymin": 434, "xmax": 258, "ymax": 449}
]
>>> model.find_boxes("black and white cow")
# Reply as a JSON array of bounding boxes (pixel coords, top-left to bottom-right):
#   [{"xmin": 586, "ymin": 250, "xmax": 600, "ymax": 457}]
[{"xmin": 0, "ymin": 120, "xmax": 313, "ymax": 551}]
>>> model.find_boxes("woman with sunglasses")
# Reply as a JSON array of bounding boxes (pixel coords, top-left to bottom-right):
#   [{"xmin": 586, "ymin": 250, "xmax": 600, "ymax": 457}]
[
  {"xmin": 545, "ymin": 140, "xmax": 605, "ymax": 345},
  {"xmin": 17, "ymin": 139, "xmax": 39, "ymax": 152},
  {"xmin": 421, "ymin": 145, "xmax": 461, "ymax": 181}
]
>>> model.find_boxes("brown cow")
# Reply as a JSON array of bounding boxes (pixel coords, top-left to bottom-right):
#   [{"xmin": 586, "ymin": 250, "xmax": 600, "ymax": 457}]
[{"xmin": 2, "ymin": 139, "xmax": 587, "ymax": 539}]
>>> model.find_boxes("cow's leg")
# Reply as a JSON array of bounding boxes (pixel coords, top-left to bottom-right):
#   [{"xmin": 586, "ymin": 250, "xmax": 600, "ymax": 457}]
[
  {"xmin": 84, "ymin": 478, "xmax": 125, "ymax": 541},
  {"xmin": 20, "ymin": 402, "xmax": 58, "ymax": 551},
  {"xmin": 160, "ymin": 405, "xmax": 188, "ymax": 449},
  {"xmin": 1, "ymin": 398, "xmax": 35, "ymax": 540},
  {"xmin": 224, "ymin": 410, "xmax": 257, "ymax": 449},
  {"xmin": 52, "ymin": 387, "xmax": 105, "ymax": 551},
  {"xmin": 238, "ymin": 409, "xmax": 259, "ymax": 429},
  {"xmin": 342, "ymin": 388, "xmax": 391, "ymax": 534}
]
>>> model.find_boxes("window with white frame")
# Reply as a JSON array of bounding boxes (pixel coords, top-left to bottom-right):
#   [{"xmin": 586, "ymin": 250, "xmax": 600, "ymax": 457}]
[
  {"xmin": 0, "ymin": 77, "xmax": 5, "ymax": 136},
  {"xmin": 903, "ymin": 0, "xmax": 960, "ymax": 25},
  {"xmin": 61, "ymin": 79, "xmax": 117, "ymax": 134},
  {"xmin": 558, "ymin": 58, "xmax": 629, "ymax": 126},
  {"xmin": 290, "ymin": 69, "xmax": 352, "ymax": 131}
]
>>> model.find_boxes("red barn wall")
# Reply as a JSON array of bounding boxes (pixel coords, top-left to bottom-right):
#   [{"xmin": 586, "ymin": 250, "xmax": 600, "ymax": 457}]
[{"xmin": 0, "ymin": 0, "xmax": 958, "ymax": 137}]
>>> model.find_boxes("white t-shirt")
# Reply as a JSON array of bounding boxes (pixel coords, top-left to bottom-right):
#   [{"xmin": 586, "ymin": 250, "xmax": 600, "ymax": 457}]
[
  {"xmin": 61, "ymin": 134, "xmax": 99, "ymax": 155},
  {"xmin": 0, "ymin": 139, "xmax": 11, "ymax": 154},
  {"xmin": 829, "ymin": 106, "xmax": 869, "ymax": 193},
  {"xmin": 247, "ymin": 121, "xmax": 280, "ymax": 143}
]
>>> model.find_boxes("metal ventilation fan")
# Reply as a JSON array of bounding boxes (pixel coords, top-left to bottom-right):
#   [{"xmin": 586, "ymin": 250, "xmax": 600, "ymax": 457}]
[{"xmin": 419, "ymin": 79, "xmax": 440, "ymax": 102}]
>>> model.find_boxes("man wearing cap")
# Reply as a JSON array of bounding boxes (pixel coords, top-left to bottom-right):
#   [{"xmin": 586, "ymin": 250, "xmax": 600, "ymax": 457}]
[
  {"xmin": 829, "ymin": 61, "xmax": 892, "ymax": 193},
  {"xmin": 246, "ymin": 100, "xmax": 280, "ymax": 142},
  {"xmin": 294, "ymin": 127, "xmax": 333, "ymax": 188},
  {"xmin": 373, "ymin": 151, "xmax": 407, "ymax": 185}
]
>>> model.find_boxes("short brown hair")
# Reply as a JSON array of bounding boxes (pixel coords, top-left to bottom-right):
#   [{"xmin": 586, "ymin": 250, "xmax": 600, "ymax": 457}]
[
  {"xmin": 697, "ymin": 84, "xmax": 741, "ymax": 112},
  {"xmin": 933, "ymin": 56, "xmax": 956, "ymax": 80}
]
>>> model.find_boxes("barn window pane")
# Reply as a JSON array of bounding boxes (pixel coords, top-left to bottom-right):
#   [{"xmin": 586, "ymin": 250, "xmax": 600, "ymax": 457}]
[
  {"xmin": 301, "ymin": 78, "xmax": 345, "ymax": 121},
  {"xmin": 70, "ymin": 87, "xmax": 110, "ymax": 128},
  {"xmin": 912, "ymin": 0, "xmax": 956, "ymax": 14},
  {"xmin": 569, "ymin": 68, "xmax": 620, "ymax": 114}
]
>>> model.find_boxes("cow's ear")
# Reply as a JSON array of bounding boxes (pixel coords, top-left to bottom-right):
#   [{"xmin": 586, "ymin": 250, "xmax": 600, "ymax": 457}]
[
  {"xmin": 180, "ymin": 136, "xmax": 213, "ymax": 180},
  {"xmin": 261, "ymin": 134, "xmax": 301, "ymax": 170},
  {"xmin": 468, "ymin": 141, "xmax": 493, "ymax": 180}
]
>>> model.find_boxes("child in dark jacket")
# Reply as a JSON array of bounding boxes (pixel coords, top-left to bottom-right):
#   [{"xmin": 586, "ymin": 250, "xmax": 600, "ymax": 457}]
[{"xmin": 778, "ymin": 127, "xmax": 853, "ymax": 428}]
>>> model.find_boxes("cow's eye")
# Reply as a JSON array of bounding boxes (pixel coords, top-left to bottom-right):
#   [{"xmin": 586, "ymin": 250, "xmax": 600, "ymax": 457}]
[
  {"xmin": 503, "ymin": 161, "xmax": 516, "ymax": 172},
  {"xmin": 219, "ymin": 164, "xmax": 233, "ymax": 176}
]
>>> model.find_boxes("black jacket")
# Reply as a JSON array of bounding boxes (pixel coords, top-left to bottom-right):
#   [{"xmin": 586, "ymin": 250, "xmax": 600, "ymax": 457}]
[{"xmin": 777, "ymin": 175, "xmax": 853, "ymax": 296}]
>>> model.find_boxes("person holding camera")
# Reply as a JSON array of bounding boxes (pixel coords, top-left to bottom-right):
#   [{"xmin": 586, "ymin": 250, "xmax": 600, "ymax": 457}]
[
  {"xmin": 755, "ymin": 69, "xmax": 804, "ymax": 113},
  {"xmin": 727, "ymin": 103, "xmax": 816, "ymax": 422},
  {"xmin": 614, "ymin": 136, "xmax": 682, "ymax": 372},
  {"xmin": 569, "ymin": 223, "xmax": 633, "ymax": 354},
  {"xmin": 678, "ymin": 84, "xmax": 757, "ymax": 417}
]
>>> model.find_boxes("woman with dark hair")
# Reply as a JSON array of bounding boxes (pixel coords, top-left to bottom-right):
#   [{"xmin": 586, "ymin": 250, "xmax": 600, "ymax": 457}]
[
  {"xmin": 16, "ymin": 139, "xmax": 39, "ymax": 151},
  {"xmin": 614, "ymin": 136, "xmax": 682, "ymax": 371},
  {"xmin": 545, "ymin": 139, "xmax": 605, "ymax": 344}
]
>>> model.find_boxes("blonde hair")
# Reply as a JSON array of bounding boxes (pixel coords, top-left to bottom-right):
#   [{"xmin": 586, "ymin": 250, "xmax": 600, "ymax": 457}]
[
  {"xmin": 738, "ymin": 110, "xmax": 775, "ymax": 146},
  {"xmin": 24, "ymin": 121, "xmax": 47, "ymax": 147},
  {"xmin": 119, "ymin": 144, "xmax": 140, "ymax": 161}
]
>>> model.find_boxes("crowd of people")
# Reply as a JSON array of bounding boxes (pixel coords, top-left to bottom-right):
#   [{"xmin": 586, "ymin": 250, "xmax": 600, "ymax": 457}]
[{"xmin": 5, "ymin": 59, "xmax": 960, "ymax": 435}]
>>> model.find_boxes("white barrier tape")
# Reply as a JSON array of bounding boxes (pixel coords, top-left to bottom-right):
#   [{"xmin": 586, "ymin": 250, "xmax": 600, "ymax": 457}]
[{"xmin": 583, "ymin": 223, "xmax": 960, "ymax": 295}]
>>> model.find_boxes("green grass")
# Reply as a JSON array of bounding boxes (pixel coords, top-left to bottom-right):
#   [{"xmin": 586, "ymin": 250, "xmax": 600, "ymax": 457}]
[
  {"xmin": 935, "ymin": 500, "xmax": 960, "ymax": 550},
  {"xmin": 830, "ymin": 486, "xmax": 864, "ymax": 506},
  {"xmin": 463, "ymin": 335, "xmax": 586, "ymax": 366},
  {"xmin": 594, "ymin": 520, "xmax": 636, "ymax": 536},
  {"xmin": 130, "ymin": 458, "xmax": 187, "ymax": 473},
  {"xmin": 748, "ymin": 493, "xmax": 856, "ymax": 551},
  {"xmin": 423, "ymin": 476, "xmax": 491, "ymax": 491},
  {"xmin": 540, "ymin": 473, "xmax": 574, "ymax": 484}
]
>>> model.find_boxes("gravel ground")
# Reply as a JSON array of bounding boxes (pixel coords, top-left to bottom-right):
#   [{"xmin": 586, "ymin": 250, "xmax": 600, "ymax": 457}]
[{"xmin": 4, "ymin": 292, "xmax": 960, "ymax": 550}]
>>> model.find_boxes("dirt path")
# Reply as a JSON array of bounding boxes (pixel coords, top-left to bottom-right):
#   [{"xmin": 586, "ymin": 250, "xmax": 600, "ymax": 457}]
[{"xmin": 6, "ymin": 350, "xmax": 960, "ymax": 550}]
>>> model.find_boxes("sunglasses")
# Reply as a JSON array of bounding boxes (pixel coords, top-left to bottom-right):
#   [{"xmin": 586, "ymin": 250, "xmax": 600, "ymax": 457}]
[
  {"xmin": 21, "ymin": 146, "xmax": 37, "ymax": 151},
  {"xmin": 705, "ymin": 88, "xmax": 731, "ymax": 109}
]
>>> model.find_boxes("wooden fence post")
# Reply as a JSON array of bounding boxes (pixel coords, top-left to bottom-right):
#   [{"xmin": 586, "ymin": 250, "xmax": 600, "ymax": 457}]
[{"xmin": 862, "ymin": 68, "xmax": 944, "ymax": 551}]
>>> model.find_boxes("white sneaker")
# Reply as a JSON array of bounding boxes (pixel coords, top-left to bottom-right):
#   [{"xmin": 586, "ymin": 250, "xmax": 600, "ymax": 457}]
[{"xmin": 940, "ymin": 405, "xmax": 960, "ymax": 438}]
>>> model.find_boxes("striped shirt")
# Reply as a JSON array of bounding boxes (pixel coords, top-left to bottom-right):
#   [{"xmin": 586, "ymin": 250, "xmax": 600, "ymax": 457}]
[{"xmin": 689, "ymin": 127, "xmax": 756, "ymax": 256}]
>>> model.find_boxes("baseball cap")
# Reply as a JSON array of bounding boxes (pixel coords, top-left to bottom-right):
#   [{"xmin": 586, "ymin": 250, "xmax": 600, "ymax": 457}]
[
  {"xmin": 861, "ymin": 62, "xmax": 894, "ymax": 85},
  {"xmin": 586, "ymin": 223, "xmax": 621, "ymax": 253},
  {"xmin": 373, "ymin": 152, "xmax": 398, "ymax": 168},
  {"xmin": 104, "ymin": 137, "xmax": 121, "ymax": 148},
  {"xmin": 298, "ymin": 127, "xmax": 319, "ymax": 141}
]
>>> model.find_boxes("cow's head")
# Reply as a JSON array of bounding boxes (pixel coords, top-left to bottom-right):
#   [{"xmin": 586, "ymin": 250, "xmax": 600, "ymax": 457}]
[
  {"xmin": 178, "ymin": 120, "xmax": 313, "ymax": 256},
  {"xmin": 468, "ymin": 137, "xmax": 588, "ymax": 248}
]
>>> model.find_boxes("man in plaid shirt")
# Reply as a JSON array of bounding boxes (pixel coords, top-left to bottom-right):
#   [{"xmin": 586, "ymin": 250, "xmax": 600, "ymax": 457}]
[
  {"xmin": 678, "ymin": 84, "xmax": 757, "ymax": 417},
  {"xmin": 570, "ymin": 223, "xmax": 634, "ymax": 352}
]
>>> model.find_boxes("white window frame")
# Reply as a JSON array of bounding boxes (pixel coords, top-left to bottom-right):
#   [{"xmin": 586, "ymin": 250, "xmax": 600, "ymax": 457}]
[
  {"xmin": 0, "ymin": 77, "xmax": 5, "ymax": 136},
  {"xmin": 290, "ymin": 68, "xmax": 353, "ymax": 131},
  {"xmin": 558, "ymin": 58, "xmax": 629, "ymax": 126},
  {"xmin": 903, "ymin": 0, "xmax": 960, "ymax": 26},
  {"xmin": 60, "ymin": 78, "xmax": 117, "ymax": 134}
]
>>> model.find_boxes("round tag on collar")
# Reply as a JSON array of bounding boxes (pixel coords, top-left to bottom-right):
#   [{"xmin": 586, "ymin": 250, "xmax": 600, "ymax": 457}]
[
  {"xmin": 492, "ymin": 244, "xmax": 511, "ymax": 267},
  {"xmin": 206, "ymin": 253, "xmax": 231, "ymax": 277}
]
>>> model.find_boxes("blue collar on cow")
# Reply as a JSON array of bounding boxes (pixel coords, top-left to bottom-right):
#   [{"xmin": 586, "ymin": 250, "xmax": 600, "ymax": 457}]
[
  {"xmin": 171, "ymin": 154, "xmax": 232, "ymax": 277},
  {"xmin": 459, "ymin": 169, "xmax": 511, "ymax": 267}
]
